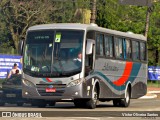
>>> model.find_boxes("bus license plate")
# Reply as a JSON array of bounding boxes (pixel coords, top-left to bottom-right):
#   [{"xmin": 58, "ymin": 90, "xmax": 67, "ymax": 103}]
[
  {"xmin": 6, "ymin": 94, "xmax": 16, "ymax": 97},
  {"xmin": 46, "ymin": 88, "xmax": 56, "ymax": 92}
]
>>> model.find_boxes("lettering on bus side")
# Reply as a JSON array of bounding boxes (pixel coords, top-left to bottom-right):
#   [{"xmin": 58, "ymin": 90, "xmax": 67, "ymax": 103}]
[{"xmin": 102, "ymin": 63, "xmax": 119, "ymax": 71}]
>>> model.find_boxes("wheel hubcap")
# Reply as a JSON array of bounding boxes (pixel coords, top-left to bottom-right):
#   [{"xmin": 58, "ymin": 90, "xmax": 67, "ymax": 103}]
[
  {"xmin": 93, "ymin": 91, "xmax": 97, "ymax": 104},
  {"xmin": 126, "ymin": 91, "xmax": 129, "ymax": 103}
]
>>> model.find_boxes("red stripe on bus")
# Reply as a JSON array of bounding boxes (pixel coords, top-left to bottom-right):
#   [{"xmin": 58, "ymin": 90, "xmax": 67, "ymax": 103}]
[
  {"xmin": 113, "ymin": 62, "xmax": 133, "ymax": 86},
  {"xmin": 46, "ymin": 78, "xmax": 52, "ymax": 82}
]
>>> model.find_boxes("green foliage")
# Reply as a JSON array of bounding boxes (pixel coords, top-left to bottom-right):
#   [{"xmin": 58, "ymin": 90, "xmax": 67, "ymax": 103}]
[
  {"xmin": 96, "ymin": 0, "xmax": 160, "ymax": 66},
  {"xmin": 147, "ymin": 80, "xmax": 160, "ymax": 88},
  {"xmin": 96, "ymin": 0, "xmax": 146, "ymax": 34},
  {"xmin": 47, "ymin": 0, "xmax": 90, "ymax": 23},
  {"xmin": 0, "ymin": 12, "xmax": 15, "ymax": 54},
  {"xmin": 148, "ymin": 3, "xmax": 160, "ymax": 49},
  {"xmin": 147, "ymin": 2, "xmax": 160, "ymax": 66},
  {"xmin": 0, "ymin": 0, "xmax": 90, "ymax": 54},
  {"xmin": 0, "ymin": 0, "xmax": 160, "ymax": 65}
]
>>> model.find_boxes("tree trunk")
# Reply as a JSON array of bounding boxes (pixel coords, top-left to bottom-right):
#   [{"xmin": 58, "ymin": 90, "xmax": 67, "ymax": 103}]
[
  {"xmin": 90, "ymin": 0, "xmax": 96, "ymax": 23},
  {"xmin": 9, "ymin": 25, "xmax": 19, "ymax": 53},
  {"xmin": 155, "ymin": 48, "xmax": 159, "ymax": 66}
]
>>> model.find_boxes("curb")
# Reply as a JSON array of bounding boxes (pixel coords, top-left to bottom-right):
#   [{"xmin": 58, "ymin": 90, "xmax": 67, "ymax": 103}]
[
  {"xmin": 148, "ymin": 91, "xmax": 160, "ymax": 94},
  {"xmin": 139, "ymin": 94, "xmax": 157, "ymax": 99},
  {"xmin": 139, "ymin": 91, "xmax": 160, "ymax": 99}
]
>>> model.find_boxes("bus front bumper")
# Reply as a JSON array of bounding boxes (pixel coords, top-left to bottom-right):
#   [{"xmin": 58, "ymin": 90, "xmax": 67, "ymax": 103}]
[{"xmin": 22, "ymin": 83, "xmax": 84, "ymax": 101}]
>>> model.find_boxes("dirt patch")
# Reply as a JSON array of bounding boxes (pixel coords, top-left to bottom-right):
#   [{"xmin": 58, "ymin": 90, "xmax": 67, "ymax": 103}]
[
  {"xmin": 148, "ymin": 87, "xmax": 160, "ymax": 91},
  {"xmin": 157, "ymin": 94, "xmax": 160, "ymax": 99}
]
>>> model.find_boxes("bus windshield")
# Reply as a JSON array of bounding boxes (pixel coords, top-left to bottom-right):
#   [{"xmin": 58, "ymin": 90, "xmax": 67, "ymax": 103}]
[{"xmin": 24, "ymin": 30, "xmax": 84, "ymax": 77}]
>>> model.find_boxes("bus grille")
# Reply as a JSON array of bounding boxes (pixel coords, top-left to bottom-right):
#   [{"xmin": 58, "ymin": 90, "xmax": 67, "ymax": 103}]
[{"xmin": 36, "ymin": 84, "xmax": 66, "ymax": 96}]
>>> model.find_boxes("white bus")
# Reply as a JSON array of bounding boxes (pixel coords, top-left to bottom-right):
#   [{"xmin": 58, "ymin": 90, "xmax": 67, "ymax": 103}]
[{"xmin": 21, "ymin": 23, "xmax": 147, "ymax": 108}]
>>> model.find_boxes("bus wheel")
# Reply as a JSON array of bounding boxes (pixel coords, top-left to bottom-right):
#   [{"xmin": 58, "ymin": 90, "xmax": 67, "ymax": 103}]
[
  {"xmin": 32, "ymin": 100, "xmax": 46, "ymax": 108},
  {"xmin": 74, "ymin": 99, "xmax": 86, "ymax": 108},
  {"xmin": 120, "ymin": 87, "xmax": 130, "ymax": 107},
  {"xmin": 0, "ymin": 102, "xmax": 5, "ymax": 106},
  {"xmin": 17, "ymin": 103, "xmax": 23, "ymax": 106},
  {"xmin": 86, "ymin": 86, "xmax": 98, "ymax": 109},
  {"xmin": 37, "ymin": 103, "xmax": 46, "ymax": 108},
  {"xmin": 113, "ymin": 99, "xmax": 121, "ymax": 107},
  {"xmin": 48, "ymin": 101, "xmax": 56, "ymax": 106}
]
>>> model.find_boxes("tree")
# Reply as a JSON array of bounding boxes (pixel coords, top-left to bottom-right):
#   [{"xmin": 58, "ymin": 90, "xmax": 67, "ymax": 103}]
[
  {"xmin": 96, "ymin": 0, "xmax": 160, "ymax": 66},
  {"xmin": 148, "ymin": 2, "xmax": 160, "ymax": 65},
  {"xmin": 96, "ymin": 0, "xmax": 146, "ymax": 34},
  {"xmin": 48, "ymin": 0, "xmax": 90, "ymax": 23},
  {"xmin": 0, "ymin": 10, "xmax": 14, "ymax": 54},
  {"xmin": 0, "ymin": 0, "xmax": 55, "ymax": 52},
  {"xmin": 0, "ymin": 0, "xmax": 91, "ymax": 53}
]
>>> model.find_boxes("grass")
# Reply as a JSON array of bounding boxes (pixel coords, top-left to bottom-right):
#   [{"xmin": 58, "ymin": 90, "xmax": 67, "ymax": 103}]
[
  {"xmin": 0, "ymin": 79, "xmax": 5, "ymax": 85},
  {"xmin": 147, "ymin": 80, "xmax": 160, "ymax": 88}
]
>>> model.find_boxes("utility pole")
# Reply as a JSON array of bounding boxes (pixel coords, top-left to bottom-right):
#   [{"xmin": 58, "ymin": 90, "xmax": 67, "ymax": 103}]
[
  {"xmin": 119, "ymin": 0, "xmax": 152, "ymax": 38},
  {"xmin": 90, "ymin": 0, "xmax": 96, "ymax": 23},
  {"xmin": 144, "ymin": 7, "xmax": 151, "ymax": 37}
]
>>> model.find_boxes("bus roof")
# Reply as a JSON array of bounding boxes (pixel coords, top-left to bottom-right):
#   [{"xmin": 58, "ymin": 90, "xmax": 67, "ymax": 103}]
[{"xmin": 28, "ymin": 23, "xmax": 147, "ymax": 41}]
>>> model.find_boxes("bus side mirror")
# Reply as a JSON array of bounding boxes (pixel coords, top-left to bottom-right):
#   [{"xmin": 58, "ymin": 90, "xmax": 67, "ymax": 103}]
[
  {"xmin": 18, "ymin": 40, "xmax": 24, "ymax": 55},
  {"xmin": 86, "ymin": 39, "xmax": 95, "ymax": 55}
]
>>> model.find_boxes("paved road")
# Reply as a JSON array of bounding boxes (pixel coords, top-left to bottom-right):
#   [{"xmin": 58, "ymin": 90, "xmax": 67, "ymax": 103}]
[
  {"xmin": 0, "ymin": 98, "xmax": 160, "ymax": 120},
  {"xmin": 1, "ymin": 98, "xmax": 160, "ymax": 111}
]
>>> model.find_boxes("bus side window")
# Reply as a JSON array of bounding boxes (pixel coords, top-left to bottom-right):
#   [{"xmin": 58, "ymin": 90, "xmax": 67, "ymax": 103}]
[
  {"xmin": 114, "ymin": 37, "xmax": 123, "ymax": 59},
  {"xmin": 104, "ymin": 35, "xmax": 113, "ymax": 57},
  {"xmin": 140, "ymin": 42, "xmax": 146, "ymax": 61},
  {"xmin": 96, "ymin": 34, "xmax": 104, "ymax": 56},
  {"xmin": 96, "ymin": 34, "xmax": 100, "ymax": 55},
  {"xmin": 132, "ymin": 41, "xmax": 140, "ymax": 60},
  {"xmin": 126, "ymin": 39, "xmax": 132, "ymax": 59},
  {"xmin": 99, "ymin": 34, "xmax": 104, "ymax": 56}
]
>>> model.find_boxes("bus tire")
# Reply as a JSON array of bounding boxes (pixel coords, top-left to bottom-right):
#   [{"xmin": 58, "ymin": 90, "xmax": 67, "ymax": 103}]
[
  {"xmin": 48, "ymin": 101, "xmax": 56, "ymax": 106},
  {"xmin": 32, "ymin": 100, "xmax": 46, "ymax": 108},
  {"xmin": 31, "ymin": 102, "xmax": 37, "ymax": 106},
  {"xmin": 74, "ymin": 99, "xmax": 86, "ymax": 108},
  {"xmin": 0, "ymin": 102, "xmax": 5, "ymax": 106},
  {"xmin": 120, "ymin": 87, "xmax": 130, "ymax": 107},
  {"xmin": 113, "ymin": 99, "xmax": 121, "ymax": 107},
  {"xmin": 86, "ymin": 86, "xmax": 98, "ymax": 109},
  {"xmin": 17, "ymin": 103, "xmax": 23, "ymax": 106},
  {"xmin": 37, "ymin": 103, "xmax": 46, "ymax": 108},
  {"xmin": 74, "ymin": 100, "xmax": 81, "ymax": 108}
]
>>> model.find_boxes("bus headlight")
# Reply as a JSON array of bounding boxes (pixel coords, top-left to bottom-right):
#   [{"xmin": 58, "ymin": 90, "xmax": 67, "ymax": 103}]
[
  {"xmin": 67, "ymin": 79, "xmax": 82, "ymax": 87},
  {"xmin": 22, "ymin": 79, "xmax": 35, "ymax": 87}
]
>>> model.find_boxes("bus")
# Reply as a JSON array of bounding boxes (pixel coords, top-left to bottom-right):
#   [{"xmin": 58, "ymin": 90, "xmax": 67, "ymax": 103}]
[{"xmin": 21, "ymin": 23, "xmax": 147, "ymax": 109}]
